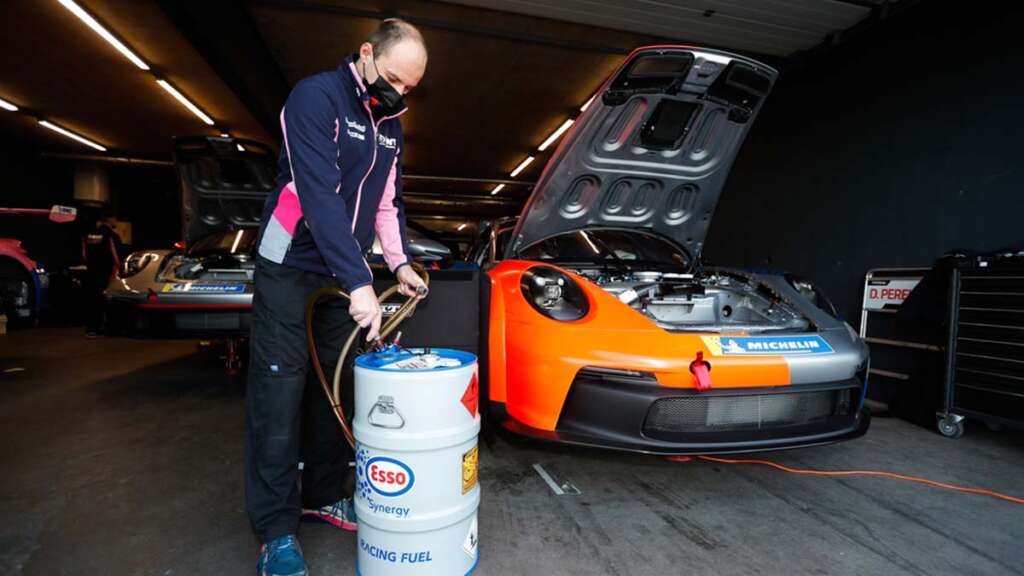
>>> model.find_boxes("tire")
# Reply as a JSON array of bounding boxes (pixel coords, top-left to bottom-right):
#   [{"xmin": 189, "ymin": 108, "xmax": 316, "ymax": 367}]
[
  {"xmin": 0, "ymin": 258, "xmax": 36, "ymax": 328},
  {"xmin": 937, "ymin": 416, "xmax": 965, "ymax": 439}
]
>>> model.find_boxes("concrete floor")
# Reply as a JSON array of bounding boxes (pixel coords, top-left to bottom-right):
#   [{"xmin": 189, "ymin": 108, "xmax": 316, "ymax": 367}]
[{"xmin": 1, "ymin": 326, "xmax": 1022, "ymax": 576}]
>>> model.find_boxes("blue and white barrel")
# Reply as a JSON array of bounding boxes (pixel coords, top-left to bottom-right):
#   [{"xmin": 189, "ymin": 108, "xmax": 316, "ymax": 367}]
[{"xmin": 353, "ymin": 347, "xmax": 480, "ymax": 576}]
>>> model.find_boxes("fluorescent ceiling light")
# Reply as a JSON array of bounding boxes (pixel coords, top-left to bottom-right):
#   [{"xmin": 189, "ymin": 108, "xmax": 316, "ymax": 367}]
[
  {"xmin": 457, "ymin": 223, "xmax": 467, "ymax": 231},
  {"xmin": 220, "ymin": 133, "xmax": 230, "ymax": 138},
  {"xmin": 537, "ymin": 119, "xmax": 574, "ymax": 151},
  {"xmin": 38, "ymin": 120, "xmax": 107, "ymax": 152},
  {"xmin": 0, "ymin": 97, "xmax": 18, "ymax": 112},
  {"xmin": 156, "ymin": 79, "xmax": 215, "ymax": 125},
  {"xmin": 58, "ymin": 0, "xmax": 150, "ymax": 71},
  {"xmin": 510, "ymin": 156, "xmax": 535, "ymax": 178},
  {"xmin": 490, "ymin": 184, "xmax": 505, "ymax": 195},
  {"xmin": 580, "ymin": 94, "xmax": 596, "ymax": 112}
]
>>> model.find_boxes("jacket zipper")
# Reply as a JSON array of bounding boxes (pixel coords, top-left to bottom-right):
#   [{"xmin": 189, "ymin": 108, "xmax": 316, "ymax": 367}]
[{"xmin": 350, "ymin": 99, "xmax": 405, "ymax": 235}]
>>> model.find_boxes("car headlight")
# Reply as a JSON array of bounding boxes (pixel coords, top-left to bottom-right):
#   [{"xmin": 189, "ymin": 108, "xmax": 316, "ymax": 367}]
[
  {"xmin": 785, "ymin": 274, "xmax": 839, "ymax": 318},
  {"xmin": 520, "ymin": 266, "xmax": 590, "ymax": 321},
  {"xmin": 121, "ymin": 253, "xmax": 158, "ymax": 278}
]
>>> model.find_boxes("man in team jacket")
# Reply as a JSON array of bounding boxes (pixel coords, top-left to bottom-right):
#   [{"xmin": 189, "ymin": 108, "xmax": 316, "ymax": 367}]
[{"xmin": 246, "ymin": 19, "xmax": 428, "ymax": 576}]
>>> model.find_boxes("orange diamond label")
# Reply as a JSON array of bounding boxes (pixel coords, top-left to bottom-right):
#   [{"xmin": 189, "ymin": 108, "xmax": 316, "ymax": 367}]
[{"xmin": 461, "ymin": 372, "xmax": 478, "ymax": 417}]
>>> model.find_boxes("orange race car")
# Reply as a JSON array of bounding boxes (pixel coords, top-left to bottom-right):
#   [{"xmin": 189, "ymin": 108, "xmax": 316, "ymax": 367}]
[{"xmin": 483, "ymin": 46, "xmax": 870, "ymax": 454}]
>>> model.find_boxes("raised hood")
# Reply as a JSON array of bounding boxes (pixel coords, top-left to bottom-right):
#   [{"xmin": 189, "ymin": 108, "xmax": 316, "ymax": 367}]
[
  {"xmin": 175, "ymin": 136, "xmax": 277, "ymax": 246},
  {"xmin": 509, "ymin": 47, "xmax": 777, "ymax": 263}
]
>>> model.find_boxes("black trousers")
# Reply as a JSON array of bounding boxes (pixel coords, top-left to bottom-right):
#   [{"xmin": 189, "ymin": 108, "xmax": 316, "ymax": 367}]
[
  {"xmin": 245, "ymin": 256, "xmax": 357, "ymax": 544},
  {"xmin": 84, "ymin": 272, "xmax": 110, "ymax": 333}
]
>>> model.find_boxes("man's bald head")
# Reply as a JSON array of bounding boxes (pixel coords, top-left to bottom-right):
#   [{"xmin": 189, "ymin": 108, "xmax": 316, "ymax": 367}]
[
  {"xmin": 368, "ymin": 19, "xmax": 425, "ymax": 58},
  {"xmin": 359, "ymin": 19, "xmax": 427, "ymax": 95}
]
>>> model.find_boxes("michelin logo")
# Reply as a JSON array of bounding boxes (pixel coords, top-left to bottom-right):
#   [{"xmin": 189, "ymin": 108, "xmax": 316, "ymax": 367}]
[{"xmin": 702, "ymin": 335, "xmax": 835, "ymax": 356}]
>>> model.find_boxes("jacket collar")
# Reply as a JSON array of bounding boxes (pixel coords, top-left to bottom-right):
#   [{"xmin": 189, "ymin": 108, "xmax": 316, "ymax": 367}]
[{"xmin": 340, "ymin": 54, "xmax": 409, "ymax": 119}]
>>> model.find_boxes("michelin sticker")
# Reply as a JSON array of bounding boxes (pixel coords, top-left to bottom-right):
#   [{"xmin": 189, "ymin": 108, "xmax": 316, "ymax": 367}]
[
  {"xmin": 701, "ymin": 335, "xmax": 834, "ymax": 356},
  {"xmin": 162, "ymin": 283, "xmax": 245, "ymax": 293}
]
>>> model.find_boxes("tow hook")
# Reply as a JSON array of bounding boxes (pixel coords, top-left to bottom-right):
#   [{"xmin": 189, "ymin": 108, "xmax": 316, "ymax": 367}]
[{"xmin": 689, "ymin": 351, "xmax": 713, "ymax": 391}]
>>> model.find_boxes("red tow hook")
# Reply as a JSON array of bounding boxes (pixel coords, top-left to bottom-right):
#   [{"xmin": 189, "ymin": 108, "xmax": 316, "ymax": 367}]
[{"xmin": 689, "ymin": 351, "xmax": 713, "ymax": 391}]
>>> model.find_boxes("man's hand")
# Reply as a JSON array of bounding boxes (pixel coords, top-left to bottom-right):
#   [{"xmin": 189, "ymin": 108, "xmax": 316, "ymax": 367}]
[
  {"xmin": 349, "ymin": 284, "xmax": 382, "ymax": 341},
  {"xmin": 396, "ymin": 265, "xmax": 428, "ymax": 299}
]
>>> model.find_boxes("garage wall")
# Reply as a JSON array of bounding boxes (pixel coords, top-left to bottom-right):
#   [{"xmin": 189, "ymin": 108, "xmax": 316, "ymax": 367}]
[
  {"xmin": 0, "ymin": 138, "xmax": 180, "ymax": 269},
  {"xmin": 0, "ymin": 139, "xmax": 79, "ymax": 270},
  {"xmin": 705, "ymin": 2, "xmax": 1024, "ymax": 327}
]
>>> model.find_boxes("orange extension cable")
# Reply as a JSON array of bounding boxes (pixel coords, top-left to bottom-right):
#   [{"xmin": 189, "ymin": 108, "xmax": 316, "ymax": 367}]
[{"xmin": 666, "ymin": 455, "xmax": 1024, "ymax": 505}]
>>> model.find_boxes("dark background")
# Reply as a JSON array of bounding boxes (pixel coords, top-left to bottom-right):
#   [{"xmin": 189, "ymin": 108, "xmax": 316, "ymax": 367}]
[
  {"xmin": 3, "ymin": 1, "xmax": 1021, "ymax": 327},
  {"xmin": 0, "ymin": 138, "xmax": 179, "ymax": 270},
  {"xmin": 706, "ymin": 1, "xmax": 1024, "ymax": 328}
]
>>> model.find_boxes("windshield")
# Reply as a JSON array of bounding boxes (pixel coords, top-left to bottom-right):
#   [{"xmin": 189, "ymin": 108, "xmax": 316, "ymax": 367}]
[
  {"xmin": 188, "ymin": 229, "xmax": 257, "ymax": 256},
  {"xmin": 519, "ymin": 229, "xmax": 690, "ymax": 269}
]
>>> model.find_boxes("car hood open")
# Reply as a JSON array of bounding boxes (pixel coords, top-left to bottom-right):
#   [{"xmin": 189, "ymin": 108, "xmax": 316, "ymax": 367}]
[
  {"xmin": 508, "ymin": 47, "xmax": 777, "ymax": 264},
  {"xmin": 175, "ymin": 136, "xmax": 277, "ymax": 247}
]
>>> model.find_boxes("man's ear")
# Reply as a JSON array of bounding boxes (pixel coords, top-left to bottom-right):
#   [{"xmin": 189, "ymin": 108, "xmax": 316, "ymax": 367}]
[{"xmin": 359, "ymin": 42, "xmax": 373, "ymax": 61}]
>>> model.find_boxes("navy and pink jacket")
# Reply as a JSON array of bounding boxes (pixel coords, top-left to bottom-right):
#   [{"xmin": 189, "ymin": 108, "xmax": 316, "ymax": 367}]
[{"xmin": 257, "ymin": 55, "xmax": 411, "ymax": 291}]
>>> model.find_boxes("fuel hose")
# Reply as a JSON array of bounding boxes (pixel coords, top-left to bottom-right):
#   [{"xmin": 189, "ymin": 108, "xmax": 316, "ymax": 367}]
[{"xmin": 305, "ymin": 263, "xmax": 430, "ymax": 448}]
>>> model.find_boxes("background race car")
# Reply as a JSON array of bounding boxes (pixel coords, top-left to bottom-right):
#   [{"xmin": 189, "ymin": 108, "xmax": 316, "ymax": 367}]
[{"xmin": 106, "ymin": 136, "xmax": 455, "ymax": 338}]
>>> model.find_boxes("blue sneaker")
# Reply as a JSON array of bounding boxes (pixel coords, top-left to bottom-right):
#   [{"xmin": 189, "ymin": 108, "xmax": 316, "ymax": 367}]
[
  {"xmin": 257, "ymin": 534, "xmax": 308, "ymax": 576},
  {"xmin": 301, "ymin": 497, "xmax": 357, "ymax": 531}
]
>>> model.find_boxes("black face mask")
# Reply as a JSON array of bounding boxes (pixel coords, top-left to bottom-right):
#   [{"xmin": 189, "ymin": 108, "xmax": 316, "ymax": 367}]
[{"xmin": 363, "ymin": 56, "xmax": 405, "ymax": 115}]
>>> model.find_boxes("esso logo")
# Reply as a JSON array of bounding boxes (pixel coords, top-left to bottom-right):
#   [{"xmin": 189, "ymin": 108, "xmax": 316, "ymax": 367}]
[{"xmin": 366, "ymin": 457, "xmax": 415, "ymax": 497}]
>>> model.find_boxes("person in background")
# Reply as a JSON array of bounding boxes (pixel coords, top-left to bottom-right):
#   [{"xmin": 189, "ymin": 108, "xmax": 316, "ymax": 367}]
[{"xmin": 81, "ymin": 212, "xmax": 122, "ymax": 338}]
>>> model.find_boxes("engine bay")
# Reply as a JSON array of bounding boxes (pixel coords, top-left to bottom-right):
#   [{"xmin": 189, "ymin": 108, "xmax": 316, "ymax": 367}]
[
  {"xmin": 573, "ymin": 268, "xmax": 810, "ymax": 332},
  {"xmin": 161, "ymin": 252, "xmax": 255, "ymax": 282}
]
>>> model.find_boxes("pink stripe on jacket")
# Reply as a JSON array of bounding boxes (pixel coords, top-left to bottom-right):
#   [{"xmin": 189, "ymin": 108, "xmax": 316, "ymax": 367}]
[{"xmin": 375, "ymin": 154, "xmax": 407, "ymax": 272}]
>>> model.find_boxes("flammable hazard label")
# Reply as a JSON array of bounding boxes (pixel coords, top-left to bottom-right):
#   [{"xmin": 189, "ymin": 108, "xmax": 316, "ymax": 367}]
[
  {"xmin": 462, "ymin": 445, "xmax": 479, "ymax": 494},
  {"xmin": 461, "ymin": 371, "xmax": 479, "ymax": 417}
]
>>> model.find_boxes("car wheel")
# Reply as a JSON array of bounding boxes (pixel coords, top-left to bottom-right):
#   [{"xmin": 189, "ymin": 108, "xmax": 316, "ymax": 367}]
[{"xmin": 0, "ymin": 258, "xmax": 36, "ymax": 327}]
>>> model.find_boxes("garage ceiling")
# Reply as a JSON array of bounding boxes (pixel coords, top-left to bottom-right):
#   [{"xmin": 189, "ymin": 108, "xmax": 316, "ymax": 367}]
[
  {"xmin": 0, "ymin": 0, "xmax": 897, "ymax": 220},
  {"xmin": 444, "ymin": 0, "xmax": 883, "ymax": 57},
  {"xmin": 0, "ymin": 1, "xmax": 270, "ymax": 158}
]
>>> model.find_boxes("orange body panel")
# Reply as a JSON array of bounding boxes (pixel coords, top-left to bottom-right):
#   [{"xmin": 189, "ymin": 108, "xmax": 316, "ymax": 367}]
[{"xmin": 487, "ymin": 261, "xmax": 792, "ymax": 432}]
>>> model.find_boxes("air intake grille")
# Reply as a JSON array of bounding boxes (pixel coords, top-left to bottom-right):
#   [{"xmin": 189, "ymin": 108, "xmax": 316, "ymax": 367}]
[{"xmin": 644, "ymin": 389, "xmax": 852, "ymax": 435}]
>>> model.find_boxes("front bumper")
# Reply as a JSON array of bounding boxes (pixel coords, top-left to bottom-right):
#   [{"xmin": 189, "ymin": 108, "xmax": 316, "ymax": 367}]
[
  {"xmin": 105, "ymin": 297, "xmax": 252, "ymax": 337},
  {"xmin": 495, "ymin": 369, "xmax": 870, "ymax": 455}
]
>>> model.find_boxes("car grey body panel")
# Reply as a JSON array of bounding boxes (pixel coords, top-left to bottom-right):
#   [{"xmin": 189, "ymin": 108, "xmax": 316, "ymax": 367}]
[
  {"xmin": 175, "ymin": 136, "xmax": 276, "ymax": 246},
  {"xmin": 105, "ymin": 232, "xmax": 452, "ymax": 309},
  {"xmin": 510, "ymin": 48, "xmax": 778, "ymax": 260},
  {"xmin": 715, "ymin": 269, "xmax": 868, "ymax": 384}
]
